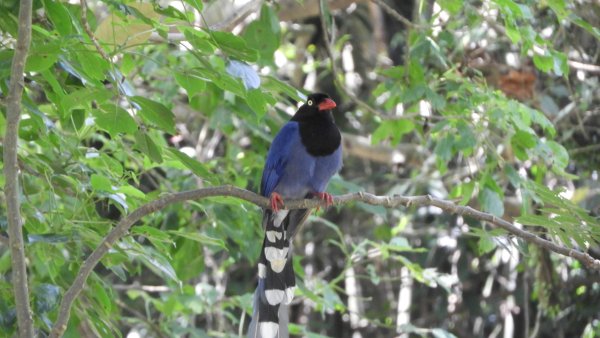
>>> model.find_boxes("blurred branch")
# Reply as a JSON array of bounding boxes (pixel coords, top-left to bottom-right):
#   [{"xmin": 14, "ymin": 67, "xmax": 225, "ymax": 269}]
[
  {"xmin": 113, "ymin": 284, "xmax": 171, "ymax": 292},
  {"xmin": 80, "ymin": 0, "xmax": 110, "ymax": 62},
  {"xmin": 570, "ymin": 143, "xmax": 600, "ymax": 155},
  {"xmin": 370, "ymin": 0, "xmax": 420, "ymax": 29},
  {"xmin": 202, "ymin": 0, "xmax": 262, "ymax": 31},
  {"xmin": 4, "ymin": 0, "xmax": 34, "ymax": 336},
  {"xmin": 50, "ymin": 185, "xmax": 600, "ymax": 336},
  {"xmin": 567, "ymin": 60, "xmax": 600, "ymax": 74}
]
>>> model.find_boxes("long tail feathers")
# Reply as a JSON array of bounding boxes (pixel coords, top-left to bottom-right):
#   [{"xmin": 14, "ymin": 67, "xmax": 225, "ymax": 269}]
[{"xmin": 248, "ymin": 208, "xmax": 309, "ymax": 338}]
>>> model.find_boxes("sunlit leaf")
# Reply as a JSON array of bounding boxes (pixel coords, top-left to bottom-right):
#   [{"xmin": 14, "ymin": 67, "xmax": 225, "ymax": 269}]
[
  {"xmin": 211, "ymin": 31, "xmax": 258, "ymax": 62},
  {"xmin": 93, "ymin": 104, "xmax": 138, "ymax": 136},
  {"xmin": 130, "ymin": 96, "xmax": 176, "ymax": 133},
  {"xmin": 479, "ymin": 188, "xmax": 504, "ymax": 217},
  {"xmin": 42, "ymin": 0, "xmax": 72, "ymax": 36},
  {"xmin": 166, "ymin": 148, "xmax": 215, "ymax": 183},
  {"xmin": 134, "ymin": 130, "xmax": 163, "ymax": 163}
]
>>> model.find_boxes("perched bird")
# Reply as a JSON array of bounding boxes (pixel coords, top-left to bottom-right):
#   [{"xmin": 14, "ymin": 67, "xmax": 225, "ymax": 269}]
[{"xmin": 248, "ymin": 93, "xmax": 343, "ymax": 338}]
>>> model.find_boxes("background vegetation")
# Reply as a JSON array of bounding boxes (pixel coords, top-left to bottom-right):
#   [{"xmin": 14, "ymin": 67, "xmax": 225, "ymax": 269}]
[{"xmin": 0, "ymin": 0, "xmax": 599, "ymax": 337}]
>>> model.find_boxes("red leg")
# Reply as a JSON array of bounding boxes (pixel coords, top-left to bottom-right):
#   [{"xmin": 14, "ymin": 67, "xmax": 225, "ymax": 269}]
[
  {"xmin": 313, "ymin": 192, "xmax": 334, "ymax": 208},
  {"xmin": 269, "ymin": 192, "xmax": 285, "ymax": 212}
]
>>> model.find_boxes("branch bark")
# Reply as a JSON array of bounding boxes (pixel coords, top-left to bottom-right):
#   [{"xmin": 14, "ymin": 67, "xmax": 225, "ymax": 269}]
[
  {"xmin": 4, "ymin": 0, "xmax": 34, "ymax": 336},
  {"xmin": 80, "ymin": 0, "xmax": 110, "ymax": 62},
  {"xmin": 49, "ymin": 185, "xmax": 599, "ymax": 337}
]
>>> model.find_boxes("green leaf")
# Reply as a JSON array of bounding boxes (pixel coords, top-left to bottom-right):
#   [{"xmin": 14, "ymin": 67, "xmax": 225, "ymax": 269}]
[
  {"xmin": 166, "ymin": 148, "xmax": 214, "ymax": 182},
  {"xmin": 91, "ymin": 280, "xmax": 113, "ymax": 314},
  {"xmin": 168, "ymin": 230, "xmax": 227, "ymax": 251},
  {"xmin": 121, "ymin": 239, "xmax": 180, "ymax": 283},
  {"xmin": 545, "ymin": 140, "xmax": 569, "ymax": 170},
  {"xmin": 90, "ymin": 174, "xmax": 113, "ymax": 192},
  {"xmin": 511, "ymin": 130, "xmax": 537, "ymax": 160},
  {"xmin": 174, "ymin": 72, "xmax": 207, "ymax": 97},
  {"xmin": 552, "ymin": 51, "xmax": 568, "ymax": 77},
  {"xmin": 183, "ymin": 0, "xmax": 203, "ymax": 12},
  {"xmin": 547, "ymin": 0, "xmax": 568, "ymax": 20},
  {"xmin": 455, "ymin": 121, "xmax": 477, "ymax": 152},
  {"xmin": 181, "ymin": 28, "xmax": 216, "ymax": 54},
  {"xmin": 117, "ymin": 185, "xmax": 146, "ymax": 199},
  {"xmin": 132, "ymin": 225, "xmax": 171, "ymax": 242},
  {"xmin": 408, "ymin": 61, "xmax": 425, "ymax": 84},
  {"xmin": 572, "ymin": 16, "xmax": 600, "ymax": 40},
  {"xmin": 77, "ymin": 52, "xmax": 109, "ymax": 81},
  {"xmin": 478, "ymin": 188, "xmax": 504, "ymax": 217},
  {"xmin": 25, "ymin": 43, "xmax": 59, "ymax": 72},
  {"xmin": 477, "ymin": 236, "xmax": 496, "ymax": 255},
  {"xmin": 517, "ymin": 214, "xmax": 560, "ymax": 227},
  {"xmin": 503, "ymin": 19, "xmax": 521, "ymax": 43},
  {"xmin": 134, "ymin": 130, "xmax": 163, "ymax": 163},
  {"xmin": 242, "ymin": 4, "xmax": 281, "ymax": 63},
  {"xmin": 372, "ymin": 119, "xmax": 415, "ymax": 146},
  {"xmin": 93, "ymin": 104, "xmax": 138, "ymax": 136},
  {"xmin": 246, "ymin": 89, "xmax": 267, "ymax": 117},
  {"xmin": 61, "ymin": 88, "xmax": 113, "ymax": 116},
  {"xmin": 262, "ymin": 76, "xmax": 304, "ymax": 101},
  {"xmin": 533, "ymin": 53, "xmax": 553, "ymax": 72},
  {"xmin": 437, "ymin": 0, "xmax": 461, "ymax": 15},
  {"xmin": 94, "ymin": 3, "xmax": 154, "ymax": 47},
  {"xmin": 453, "ymin": 181, "xmax": 475, "ymax": 206},
  {"xmin": 43, "ymin": 0, "xmax": 72, "ymax": 36},
  {"xmin": 211, "ymin": 31, "xmax": 258, "ymax": 62},
  {"xmin": 130, "ymin": 96, "xmax": 176, "ymax": 133},
  {"xmin": 191, "ymin": 67, "xmax": 246, "ymax": 97}
]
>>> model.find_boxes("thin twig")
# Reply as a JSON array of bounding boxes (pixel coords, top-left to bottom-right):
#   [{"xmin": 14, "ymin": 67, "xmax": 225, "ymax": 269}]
[
  {"xmin": 570, "ymin": 143, "xmax": 600, "ymax": 155},
  {"xmin": 112, "ymin": 284, "xmax": 171, "ymax": 292},
  {"xmin": 370, "ymin": 0, "xmax": 421, "ymax": 29},
  {"xmin": 568, "ymin": 60, "xmax": 600, "ymax": 74},
  {"xmin": 49, "ymin": 185, "xmax": 600, "ymax": 337},
  {"xmin": 4, "ymin": 0, "xmax": 34, "ymax": 336},
  {"xmin": 80, "ymin": 0, "xmax": 111, "ymax": 62}
]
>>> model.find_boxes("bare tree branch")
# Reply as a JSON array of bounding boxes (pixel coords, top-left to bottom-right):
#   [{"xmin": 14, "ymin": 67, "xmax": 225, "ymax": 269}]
[
  {"xmin": 370, "ymin": 0, "xmax": 422, "ymax": 29},
  {"xmin": 4, "ymin": 0, "xmax": 34, "ymax": 336},
  {"xmin": 80, "ymin": 0, "xmax": 110, "ymax": 62},
  {"xmin": 49, "ymin": 185, "xmax": 599, "ymax": 337}
]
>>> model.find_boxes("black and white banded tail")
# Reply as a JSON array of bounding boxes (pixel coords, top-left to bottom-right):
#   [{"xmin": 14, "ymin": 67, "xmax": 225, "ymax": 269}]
[{"xmin": 248, "ymin": 208, "xmax": 309, "ymax": 338}]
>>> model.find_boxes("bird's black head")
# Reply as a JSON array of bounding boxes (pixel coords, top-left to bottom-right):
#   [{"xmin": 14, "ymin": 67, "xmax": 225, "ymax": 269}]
[
  {"xmin": 292, "ymin": 93, "xmax": 337, "ymax": 122},
  {"xmin": 305, "ymin": 93, "xmax": 337, "ymax": 111}
]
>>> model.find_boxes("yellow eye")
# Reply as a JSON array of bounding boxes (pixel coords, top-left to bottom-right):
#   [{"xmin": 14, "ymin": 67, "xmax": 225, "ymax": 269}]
[{"xmin": 308, "ymin": 100, "xmax": 313, "ymax": 106}]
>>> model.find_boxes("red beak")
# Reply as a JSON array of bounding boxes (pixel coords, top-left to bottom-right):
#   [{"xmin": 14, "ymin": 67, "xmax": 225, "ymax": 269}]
[{"xmin": 318, "ymin": 98, "xmax": 337, "ymax": 111}]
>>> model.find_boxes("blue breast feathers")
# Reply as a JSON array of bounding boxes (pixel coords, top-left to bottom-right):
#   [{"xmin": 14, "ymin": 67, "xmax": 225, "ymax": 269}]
[{"xmin": 260, "ymin": 121, "xmax": 342, "ymax": 199}]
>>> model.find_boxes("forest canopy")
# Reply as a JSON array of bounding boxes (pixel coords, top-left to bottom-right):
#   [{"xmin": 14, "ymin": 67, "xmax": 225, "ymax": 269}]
[{"xmin": 0, "ymin": 0, "xmax": 599, "ymax": 337}]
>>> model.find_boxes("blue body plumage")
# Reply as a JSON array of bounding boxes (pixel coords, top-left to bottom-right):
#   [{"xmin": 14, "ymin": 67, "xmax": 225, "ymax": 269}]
[{"xmin": 248, "ymin": 93, "xmax": 343, "ymax": 338}]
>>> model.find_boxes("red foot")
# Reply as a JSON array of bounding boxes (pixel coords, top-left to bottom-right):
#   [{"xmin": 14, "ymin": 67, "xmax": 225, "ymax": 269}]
[
  {"xmin": 269, "ymin": 192, "xmax": 285, "ymax": 212},
  {"xmin": 313, "ymin": 192, "xmax": 334, "ymax": 210}
]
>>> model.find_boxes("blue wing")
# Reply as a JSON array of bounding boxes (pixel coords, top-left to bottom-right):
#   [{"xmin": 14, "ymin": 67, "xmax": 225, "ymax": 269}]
[{"xmin": 260, "ymin": 122, "xmax": 300, "ymax": 197}]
